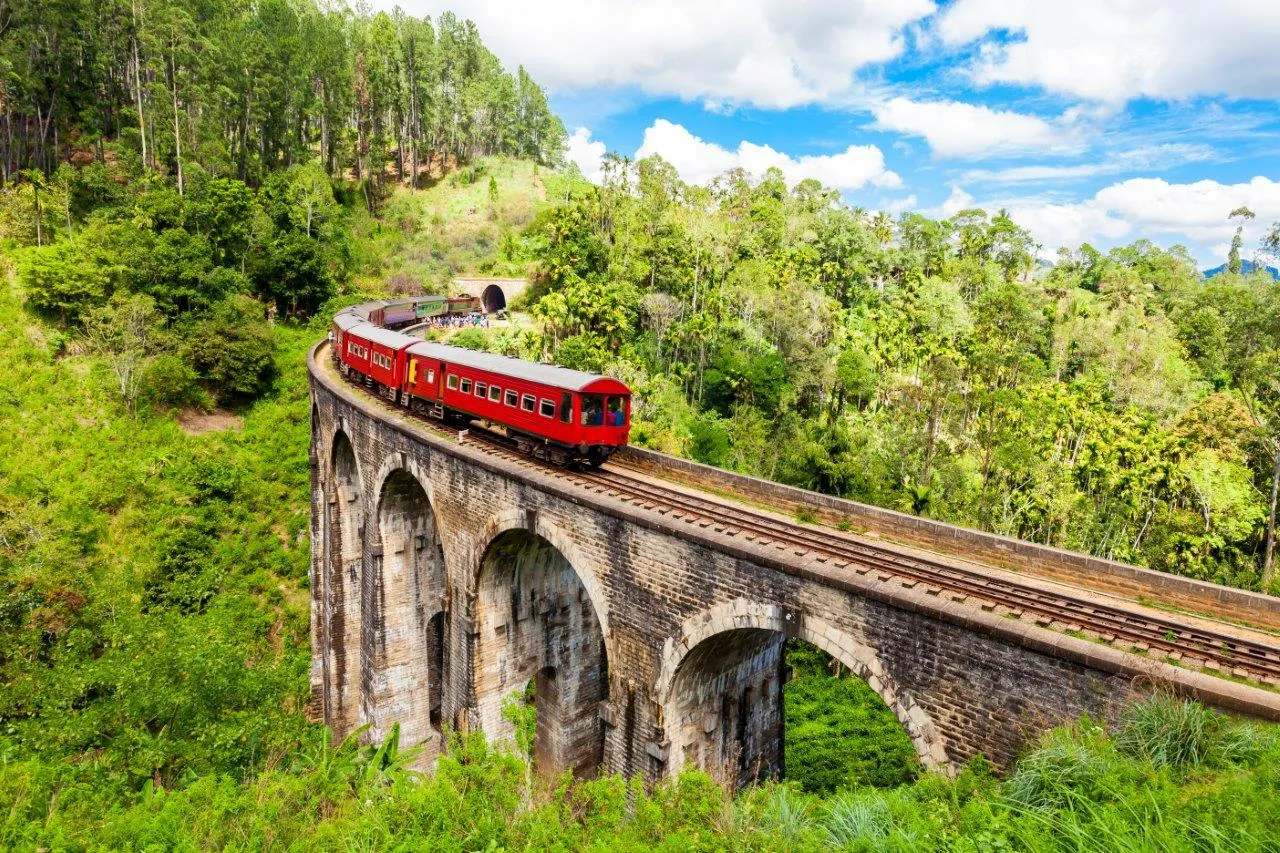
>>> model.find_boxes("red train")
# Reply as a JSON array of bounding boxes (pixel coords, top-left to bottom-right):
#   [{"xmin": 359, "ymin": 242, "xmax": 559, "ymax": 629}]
[{"xmin": 331, "ymin": 301, "xmax": 631, "ymax": 466}]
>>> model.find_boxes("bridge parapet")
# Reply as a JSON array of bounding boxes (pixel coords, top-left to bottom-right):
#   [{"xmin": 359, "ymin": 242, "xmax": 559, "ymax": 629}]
[{"xmin": 619, "ymin": 445, "xmax": 1280, "ymax": 631}]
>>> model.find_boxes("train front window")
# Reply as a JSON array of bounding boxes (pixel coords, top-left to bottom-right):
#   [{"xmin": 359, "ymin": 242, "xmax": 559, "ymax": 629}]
[
  {"xmin": 607, "ymin": 396, "xmax": 628, "ymax": 426},
  {"xmin": 580, "ymin": 394, "xmax": 604, "ymax": 426}
]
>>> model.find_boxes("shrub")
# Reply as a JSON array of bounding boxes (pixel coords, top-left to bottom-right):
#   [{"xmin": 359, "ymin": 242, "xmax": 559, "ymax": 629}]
[
  {"xmin": 1115, "ymin": 694, "xmax": 1227, "ymax": 770},
  {"xmin": 183, "ymin": 295, "xmax": 278, "ymax": 401}
]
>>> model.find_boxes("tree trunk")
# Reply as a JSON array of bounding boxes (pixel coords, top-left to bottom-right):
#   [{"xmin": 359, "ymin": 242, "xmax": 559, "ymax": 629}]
[
  {"xmin": 1263, "ymin": 441, "xmax": 1280, "ymax": 588},
  {"xmin": 170, "ymin": 53, "xmax": 183, "ymax": 195},
  {"xmin": 133, "ymin": 30, "xmax": 147, "ymax": 171}
]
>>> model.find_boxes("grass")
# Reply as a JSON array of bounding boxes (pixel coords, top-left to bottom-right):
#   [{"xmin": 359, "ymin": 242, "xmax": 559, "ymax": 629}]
[{"xmin": 346, "ymin": 156, "xmax": 581, "ymax": 292}]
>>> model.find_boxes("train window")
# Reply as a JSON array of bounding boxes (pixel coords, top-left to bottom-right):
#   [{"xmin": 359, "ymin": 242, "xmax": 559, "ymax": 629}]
[
  {"xmin": 539, "ymin": 399, "xmax": 555, "ymax": 418},
  {"xmin": 475, "ymin": 382, "xmax": 487, "ymax": 398},
  {"xmin": 489, "ymin": 385, "xmax": 502, "ymax": 402},
  {"xmin": 505, "ymin": 389, "xmax": 518, "ymax": 407},
  {"xmin": 426, "ymin": 369, "xmax": 435, "ymax": 383},
  {"xmin": 580, "ymin": 394, "xmax": 604, "ymax": 426},
  {"xmin": 607, "ymin": 396, "xmax": 628, "ymax": 426},
  {"xmin": 521, "ymin": 394, "xmax": 536, "ymax": 412},
  {"xmin": 447, "ymin": 374, "xmax": 459, "ymax": 391},
  {"xmin": 460, "ymin": 378, "xmax": 472, "ymax": 394},
  {"xmin": 560, "ymin": 392, "xmax": 572, "ymax": 424}
]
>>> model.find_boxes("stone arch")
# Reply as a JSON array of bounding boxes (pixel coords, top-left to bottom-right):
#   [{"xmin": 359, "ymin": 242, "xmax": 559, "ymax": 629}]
[
  {"xmin": 323, "ymin": 428, "xmax": 364, "ymax": 736},
  {"xmin": 470, "ymin": 517, "xmax": 610, "ymax": 778},
  {"xmin": 364, "ymin": 466, "xmax": 447, "ymax": 759},
  {"xmin": 470, "ymin": 509, "xmax": 611, "ymax": 638},
  {"xmin": 656, "ymin": 599, "xmax": 950, "ymax": 785},
  {"xmin": 481, "ymin": 283, "xmax": 506, "ymax": 313}
]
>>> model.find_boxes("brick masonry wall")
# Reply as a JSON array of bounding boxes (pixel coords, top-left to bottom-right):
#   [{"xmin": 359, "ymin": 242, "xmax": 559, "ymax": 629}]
[{"xmin": 309, "ymin": 343, "xmax": 1280, "ymax": 783}]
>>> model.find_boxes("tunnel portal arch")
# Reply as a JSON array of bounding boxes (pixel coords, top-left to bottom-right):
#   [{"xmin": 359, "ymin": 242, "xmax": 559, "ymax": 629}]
[{"xmin": 481, "ymin": 284, "xmax": 506, "ymax": 313}]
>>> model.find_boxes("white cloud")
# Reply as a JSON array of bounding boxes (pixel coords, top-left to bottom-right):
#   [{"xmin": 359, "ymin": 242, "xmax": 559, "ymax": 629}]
[
  {"xmin": 929, "ymin": 185, "xmax": 976, "ymax": 218},
  {"xmin": 936, "ymin": 0, "xmax": 1280, "ymax": 103},
  {"xmin": 883, "ymin": 194, "xmax": 919, "ymax": 215},
  {"xmin": 1092, "ymin": 176, "xmax": 1280, "ymax": 243},
  {"xmin": 870, "ymin": 97, "xmax": 1081, "ymax": 158},
  {"xmin": 634, "ymin": 119, "xmax": 900, "ymax": 191},
  {"xmin": 960, "ymin": 143, "xmax": 1217, "ymax": 185},
  {"xmin": 381, "ymin": 0, "xmax": 935, "ymax": 108},
  {"xmin": 1005, "ymin": 202, "xmax": 1132, "ymax": 253},
  {"xmin": 565, "ymin": 127, "xmax": 606, "ymax": 183},
  {"xmin": 967, "ymin": 176, "xmax": 1280, "ymax": 262}
]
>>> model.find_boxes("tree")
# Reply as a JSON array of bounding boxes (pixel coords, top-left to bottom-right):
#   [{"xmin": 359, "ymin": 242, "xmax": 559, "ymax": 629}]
[
  {"xmin": 252, "ymin": 232, "xmax": 335, "ymax": 316},
  {"xmin": 83, "ymin": 294, "xmax": 166, "ymax": 413},
  {"xmin": 1227, "ymin": 206, "xmax": 1255, "ymax": 274},
  {"xmin": 18, "ymin": 239, "xmax": 110, "ymax": 325},
  {"xmin": 183, "ymin": 295, "xmax": 277, "ymax": 400}
]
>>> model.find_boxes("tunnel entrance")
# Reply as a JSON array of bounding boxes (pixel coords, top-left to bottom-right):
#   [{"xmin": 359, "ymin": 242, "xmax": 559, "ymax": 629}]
[
  {"xmin": 325, "ymin": 430, "xmax": 363, "ymax": 735},
  {"xmin": 666, "ymin": 631, "xmax": 918, "ymax": 791},
  {"xmin": 474, "ymin": 529, "xmax": 607, "ymax": 778},
  {"xmin": 481, "ymin": 284, "xmax": 506, "ymax": 313},
  {"xmin": 370, "ymin": 469, "xmax": 445, "ymax": 752}
]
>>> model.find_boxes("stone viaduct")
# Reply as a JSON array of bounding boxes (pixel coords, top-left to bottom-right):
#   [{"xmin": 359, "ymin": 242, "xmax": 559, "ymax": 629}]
[{"xmin": 308, "ymin": 342, "xmax": 1280, "ymax": 786}]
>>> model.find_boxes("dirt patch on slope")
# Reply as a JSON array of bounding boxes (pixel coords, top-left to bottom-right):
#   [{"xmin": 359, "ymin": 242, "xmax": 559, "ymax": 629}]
[{"xmin": 177, "ymin": 408, "xmax": 243, "ymax": 435}]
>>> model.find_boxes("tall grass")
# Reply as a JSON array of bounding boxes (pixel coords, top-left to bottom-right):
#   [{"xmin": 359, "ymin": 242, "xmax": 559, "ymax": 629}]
[{"xmin": 1115, "ymin": 693, "xmax": 1227, "ymax": 770}]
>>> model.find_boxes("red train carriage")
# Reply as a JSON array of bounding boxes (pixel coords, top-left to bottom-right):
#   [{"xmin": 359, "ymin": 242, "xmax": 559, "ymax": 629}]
[
  {"xmin": 330, "ymin": 303, "xmax": 632, "ymax": 466},
  {"xmin": 336, "ymin": 322, "xmax": 416, "ymax": 400},
  {"xmin": 403, "ymin": 342, "xmax": 630, "ymax": 465},
  {"xmin": 331, "ymin": 312, "xmax": 364, "ymax": 363}
]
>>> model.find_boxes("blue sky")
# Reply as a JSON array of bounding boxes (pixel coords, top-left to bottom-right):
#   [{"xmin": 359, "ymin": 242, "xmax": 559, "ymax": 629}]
[{"xmin": 379, "ymin": 0, "xmax": 1280, "ymax": 266}]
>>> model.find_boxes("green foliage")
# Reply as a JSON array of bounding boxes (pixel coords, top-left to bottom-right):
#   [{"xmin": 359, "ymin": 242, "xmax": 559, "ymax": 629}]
[
  {"xmin": 507, "ymin": 158, "xmax": 1279, "ymax": 591},
  {"xmin": 783, "ymin": 641, "xmax": 919, "ymax": 793},
  {"xmin": 450, "ymin": 327, "xmax": 492, "ymax": 352},
  {"xmin": 1114, "ymin": 694, "xmax": 1235, "ymax": 771},
  {"xmin": 0, "ymin": 285, "xmax": 312, "ymax": 795},
  {"xmin": 252, "ymin": 231, "xmax": 336, "ymax": 317},
  {"xmin": 183, "ymin": 295, "xmax": 278, "ymax": 401},
  {"xmin": 17, "ymin": 239, "xmax": 108, "ymax": 323}
]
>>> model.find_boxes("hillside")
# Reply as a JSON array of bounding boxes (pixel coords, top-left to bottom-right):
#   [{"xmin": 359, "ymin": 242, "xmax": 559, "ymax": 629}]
[{"xmin": 347, "ymin": 157, "xmax": 582, "ymax": 293}]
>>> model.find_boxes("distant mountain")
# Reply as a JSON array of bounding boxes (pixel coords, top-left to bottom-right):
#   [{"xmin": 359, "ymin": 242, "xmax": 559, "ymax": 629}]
[{"xmin": 1202, "ymin": 259, "xmax": 1280, "ymax": 280}]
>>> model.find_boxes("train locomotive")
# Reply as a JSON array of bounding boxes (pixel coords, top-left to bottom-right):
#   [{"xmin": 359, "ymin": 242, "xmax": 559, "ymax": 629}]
[{"xmin": 331, "ymin": 298, "xmax": 631, "ymax": 467}]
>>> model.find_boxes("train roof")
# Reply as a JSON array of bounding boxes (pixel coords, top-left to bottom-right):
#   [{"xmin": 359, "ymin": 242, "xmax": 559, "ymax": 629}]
[
  {"xmin": 407, "ymin": 341, "xmax": 631, "ymax": 394},
  {"xmin": 347, "ymin": 322, "xmax": 418, "ymax": 350},
  {"xmin": 334, "ymin": 312, "xmax": 365, "ymax": 331}
]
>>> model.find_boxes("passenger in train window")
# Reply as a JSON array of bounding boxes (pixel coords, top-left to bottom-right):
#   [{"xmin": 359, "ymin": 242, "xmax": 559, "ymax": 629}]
[
  {"xmin": 581, "ymin": 395, "xmax": 604, "ymax": 426},
  {"xmin": 607, "ymin": 396, "xmax": 626, "ymax": 426}
]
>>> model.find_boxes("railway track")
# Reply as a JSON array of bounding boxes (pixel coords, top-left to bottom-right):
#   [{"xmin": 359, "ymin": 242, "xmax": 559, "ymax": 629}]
[{"xmin": 333, "ymin": 360, "xmax": 1280, "ymax": 691}]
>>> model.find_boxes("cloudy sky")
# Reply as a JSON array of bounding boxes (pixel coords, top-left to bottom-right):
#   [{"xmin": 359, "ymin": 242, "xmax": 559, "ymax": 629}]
[{"xmin": 376, "ymin": 0, "xmax": 1280, "ymax": 266}]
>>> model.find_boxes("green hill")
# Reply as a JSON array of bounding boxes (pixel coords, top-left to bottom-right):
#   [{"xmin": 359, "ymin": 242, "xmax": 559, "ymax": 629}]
[{"xmin": 347, "ymin": 156, "xmax": 584, "ymax": 292}]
